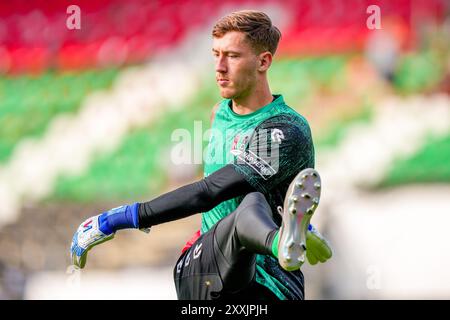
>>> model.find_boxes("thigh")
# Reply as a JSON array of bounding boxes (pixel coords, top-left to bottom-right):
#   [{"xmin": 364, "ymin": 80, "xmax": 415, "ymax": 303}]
[
  {"xmin": 213, "ymin": 192, "xmax": 276, "ymax": 294},
  {"xmin": 173, "ymin": 228, "xmax": 223, "ymax": 300},
  {"xmin": 173, "ymin": 222, "xmax": 258, "ymax": 300}
]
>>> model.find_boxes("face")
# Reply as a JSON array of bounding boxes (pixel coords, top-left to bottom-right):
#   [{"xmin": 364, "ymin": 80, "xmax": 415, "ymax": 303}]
[{"xmin": 212, "ymin": 31, "xmax": 261, "ymax": 100}]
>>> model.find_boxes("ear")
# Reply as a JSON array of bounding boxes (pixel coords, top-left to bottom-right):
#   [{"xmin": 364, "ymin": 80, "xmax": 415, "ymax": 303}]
[{"xmin": 257, "ymin": 51, "xmax": 272, "ymax": 72}]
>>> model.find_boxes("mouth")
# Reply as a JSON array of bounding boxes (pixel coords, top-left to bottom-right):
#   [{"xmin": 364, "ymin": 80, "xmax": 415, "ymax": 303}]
[{"xmin": 217, "ymin": 78, "xmax": 229, "ymax": 87}]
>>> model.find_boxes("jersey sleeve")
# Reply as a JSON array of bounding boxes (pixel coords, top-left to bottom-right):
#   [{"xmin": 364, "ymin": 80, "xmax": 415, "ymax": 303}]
[
  {"xmin": 231, "ymin": 114, "xmax": 315, "ymax": 194},
  {"xmin": 138, "ymin": 164, "xmax": 254, "ymax": 227}
]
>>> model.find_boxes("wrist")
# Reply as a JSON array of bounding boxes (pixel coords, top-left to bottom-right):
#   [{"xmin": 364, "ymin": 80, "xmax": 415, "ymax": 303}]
[{"xmin": 98, "ymin": 203, "xmax": 140, "ymax": 234}]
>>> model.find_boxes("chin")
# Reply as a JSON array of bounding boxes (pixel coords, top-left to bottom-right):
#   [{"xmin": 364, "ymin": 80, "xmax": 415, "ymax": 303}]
[{"xmin": 219, "ymin": 89, "xmax": 235, "ymax": 99}]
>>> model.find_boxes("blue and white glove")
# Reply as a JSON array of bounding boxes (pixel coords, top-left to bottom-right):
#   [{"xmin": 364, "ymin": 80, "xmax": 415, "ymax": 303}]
[
  {"xmin": 70, "ymin": 203, "xmax": 147, "ymax": 269},
  {"xmin": 306, "ymin": 224, "xmax": 333, "ymax": 265},
  {"xmin": 70, "ymin": 214, "xmax": 115, "ymax": 268}
]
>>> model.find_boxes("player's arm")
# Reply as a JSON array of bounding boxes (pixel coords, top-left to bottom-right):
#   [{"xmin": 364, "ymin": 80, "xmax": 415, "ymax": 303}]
[
  {"xmin": 138, "ymin": 165, "xmax": 254, "ymax": 226},
  {"xmin": 139, "ymin": 101, "xmax": 223, "ymax": 227},
  {"xmin": 70, "ymin": 164, "xmax": 254, "ymax": 268}
]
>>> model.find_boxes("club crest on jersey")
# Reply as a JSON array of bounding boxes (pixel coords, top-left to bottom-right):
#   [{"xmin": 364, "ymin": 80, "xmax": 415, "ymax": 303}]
[
  {"xmin": 230, "ymin": 134, "xmax": 250, "ymax": 156},
  {"xmin": 231, "ymin": 134, "xmax": 240, "ymax": 152}
]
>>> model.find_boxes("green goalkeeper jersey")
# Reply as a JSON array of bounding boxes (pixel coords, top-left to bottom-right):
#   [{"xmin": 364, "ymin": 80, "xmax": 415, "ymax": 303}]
[{"xmin": 201, "ymin": 94, "xmax": 315, "ymax": 299}]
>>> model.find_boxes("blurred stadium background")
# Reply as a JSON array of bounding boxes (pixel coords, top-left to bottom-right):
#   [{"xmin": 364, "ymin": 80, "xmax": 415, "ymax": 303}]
[{"xmin": 0, "ymin": 0, "xmax": 449, "ymax": 299}]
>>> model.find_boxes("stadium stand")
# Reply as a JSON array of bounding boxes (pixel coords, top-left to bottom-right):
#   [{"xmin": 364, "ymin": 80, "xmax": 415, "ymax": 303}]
[{"xmin": 0, "ymin": 68, "xmax": 118, "ymax": 163}]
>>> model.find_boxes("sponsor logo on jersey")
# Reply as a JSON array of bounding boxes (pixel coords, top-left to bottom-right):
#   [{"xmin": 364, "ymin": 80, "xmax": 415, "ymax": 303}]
[
  {"xmin": 237, "ymin": 149, "xmax": 277, "ymax": 180},
  {"xmin": 271, "ymin": 129, "xmax": 284, "ymax": 143}
]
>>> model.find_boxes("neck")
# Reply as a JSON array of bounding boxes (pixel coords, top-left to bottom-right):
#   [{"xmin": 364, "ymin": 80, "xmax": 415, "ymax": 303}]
[{"xmin": 231, "ymin": 80, "xmax": 273, "ymax": 115}]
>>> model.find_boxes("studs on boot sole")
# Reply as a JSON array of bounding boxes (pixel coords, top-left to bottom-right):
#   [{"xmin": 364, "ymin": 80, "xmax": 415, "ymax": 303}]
[
  {"xmin": 301, "ymin": 193, "xmax": 311, "ymax": 199},
  {"xmin": 296, "ymin": 182, "xmax": 303, "ymax": 189},
  {"xmin": 314, "ymin": 182, "xmax": 321, "ymax": 190}
]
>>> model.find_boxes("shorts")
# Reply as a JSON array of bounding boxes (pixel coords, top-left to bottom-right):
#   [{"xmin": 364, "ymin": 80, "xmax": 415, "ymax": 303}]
[{"xmin": 173, "ymin": 224, "xmax": 277, "ymax": 300}]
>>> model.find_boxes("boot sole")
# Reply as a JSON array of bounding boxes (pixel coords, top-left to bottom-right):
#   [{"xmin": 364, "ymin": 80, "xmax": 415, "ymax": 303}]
[{"xmin": 278, "ymin": 168, "xmax": 321, "ymax": 271}]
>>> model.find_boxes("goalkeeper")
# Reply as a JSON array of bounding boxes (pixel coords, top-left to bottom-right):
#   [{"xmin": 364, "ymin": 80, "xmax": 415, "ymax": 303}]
[{"xmin": 70, "ymin": 10, "xmax": 332, "ymax": 300}]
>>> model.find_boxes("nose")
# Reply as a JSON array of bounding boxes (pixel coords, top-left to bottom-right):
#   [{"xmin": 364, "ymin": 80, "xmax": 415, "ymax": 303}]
[{"xmin": 215, "ymin": 54, "xmax": 227, "ymax": 74}]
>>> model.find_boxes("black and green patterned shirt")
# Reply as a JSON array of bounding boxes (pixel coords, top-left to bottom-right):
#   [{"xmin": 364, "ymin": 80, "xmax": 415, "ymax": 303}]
[{"xmin": 202, "ymin": 94, "xmax": 315, "ymax": 299}]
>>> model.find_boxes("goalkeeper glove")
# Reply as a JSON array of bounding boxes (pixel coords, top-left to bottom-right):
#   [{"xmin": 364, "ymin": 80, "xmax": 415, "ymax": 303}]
[
  {"xmin": 306, "ymin": 224, "xmax": 333, "ymax": 265},
  {"xmin": 70, "ymin": 203, "xmax": 147, "ymax": 268}
]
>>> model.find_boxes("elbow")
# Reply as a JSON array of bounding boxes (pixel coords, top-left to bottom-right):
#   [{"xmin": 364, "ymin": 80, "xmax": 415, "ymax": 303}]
[{"xmin": 193, "ymin": 179, "xmax": 218, "ymax": 212}]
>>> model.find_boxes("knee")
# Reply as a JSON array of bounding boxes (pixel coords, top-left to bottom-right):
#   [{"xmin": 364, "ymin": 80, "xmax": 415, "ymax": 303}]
[
  {"xmin": 236, "ymin": 192, "xmax": 269, "ymax": 222},
  {"xmin": 241, "ymin": 192, "xmax": 265, "ymax": 206},
  {"xmin": 241, "ymin": 192, "xmax": 269, "ymax": 213}
]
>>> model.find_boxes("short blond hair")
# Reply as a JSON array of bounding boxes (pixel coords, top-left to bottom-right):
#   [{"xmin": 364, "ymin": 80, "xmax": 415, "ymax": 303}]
[{"xmin": 212, "ymin": 10, "xmax": 282, "ymax": 55}]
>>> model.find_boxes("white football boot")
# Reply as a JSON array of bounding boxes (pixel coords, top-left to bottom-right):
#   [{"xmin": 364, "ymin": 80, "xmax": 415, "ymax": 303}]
[{"xmin": 278, "ymin": 168, "xmax": 322, "ymax": 271}]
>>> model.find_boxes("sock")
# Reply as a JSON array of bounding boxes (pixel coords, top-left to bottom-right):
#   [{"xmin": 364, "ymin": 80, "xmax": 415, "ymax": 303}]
[
  {"xmin": 271, "ymin": 224, "xmax": 313, "ymax": 258},
  {"xmin": 271, "ymin": 230, "xmax": 280, "ymax": 258}
]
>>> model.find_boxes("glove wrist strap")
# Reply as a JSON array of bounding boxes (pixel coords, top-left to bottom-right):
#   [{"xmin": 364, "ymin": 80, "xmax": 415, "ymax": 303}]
[{"xmin": 99, "ymin": 203, "xmax": 140, "ymax": 234}]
